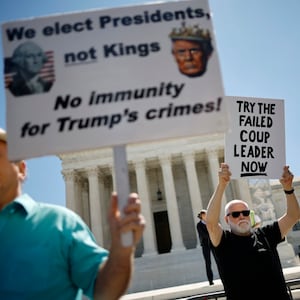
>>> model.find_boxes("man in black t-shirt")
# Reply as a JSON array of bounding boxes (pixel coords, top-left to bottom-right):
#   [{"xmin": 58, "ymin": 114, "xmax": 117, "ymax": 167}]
[{"xmin": 206, "ymin": 163, "xmax": 300, "ymax": 300}]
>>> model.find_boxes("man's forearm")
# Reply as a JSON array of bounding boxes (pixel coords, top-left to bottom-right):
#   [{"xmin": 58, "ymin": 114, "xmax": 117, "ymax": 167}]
[
  {"xmin": 285, "ymin": 191, "xmax": 300, "ymax": 220},
  {"xmin": 94, "ymin": 251, "xmax": 133, "ymax": 300},
  {"xmin": 207, "ymin": 183, "xmax": 226, "ymax": 224}
]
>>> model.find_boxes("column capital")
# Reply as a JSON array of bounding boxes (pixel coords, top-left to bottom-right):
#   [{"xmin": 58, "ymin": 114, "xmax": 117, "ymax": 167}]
[
  {"xmin": 206, "ymin": 147, "xmax": 220, "ymax": 159},
  {"xmin": 82, "ymin": 180, "xmax": 89, "ymax": 190},
  {"xmin": 86, "ymin": 167, "xmax": 100, "ymax": 177},
  {"xmin": 74, "ymin": 174, "xmax": 83, "ymax": 186},
  {"xmin": 62, "ymin": 169, "xmax": 76, "ymax": 182},
  {"xmin": 182, "ymin": 151, "xmax": 196, "ymax": 162},
  {"xmin": 159, "ymin": 155, "xmax": 171, "ymax": 165},
  {"xmin": 134, "ymin": 158, "xmax": 146, "ymax": 169}
]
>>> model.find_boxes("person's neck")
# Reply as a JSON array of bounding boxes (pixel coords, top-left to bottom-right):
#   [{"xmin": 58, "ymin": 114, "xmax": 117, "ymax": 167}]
[{"xmin": 0, "ymin": 189, "xmax": 21, "ymax": 211}]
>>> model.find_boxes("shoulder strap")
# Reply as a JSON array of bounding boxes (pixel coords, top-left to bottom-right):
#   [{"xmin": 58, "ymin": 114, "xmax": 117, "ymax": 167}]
[{"xmin": 256, "ymin": 228, "xmax": 271, "ymax": 250}]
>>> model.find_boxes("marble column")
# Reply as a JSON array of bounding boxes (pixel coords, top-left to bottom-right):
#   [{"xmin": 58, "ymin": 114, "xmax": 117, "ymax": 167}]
[
  {"xmin": 74, "ymin": 175, "xmax": 83, "ymax": 216},
  {"xmin": 82, "ymin": 180, "xmax": 91, "ymax": 228},
  {"xmin": 62, "ymin": 170, "xmax": 76, "ymax": 212},
  {"xmin": 87, "ymin": 167, "xmax": 104, "ymax": 245},
  {"xmin": 183, "ymin": 151, "xmax": 204, "ymax": 246},
  {"xmin": 111, "ymin": 166, "xmax": 116, "ymax": 191},
  {"xmin": 207, "ymin": 149, "xmax": 227, "ymax": 224},
  {"xmin": 134, "ymin": 159, "xmax": 156, "ymax": 255},
  {"xmin": 207, "ymin": 149, "xmax": 221, "ymax": 190},
  {"xmin": 159, "ymin": 156, "xmax": 185, "ymax": 251},
  {"xmin": 62, "ymin": 169, "xmax": 82, "ymax": 216}
]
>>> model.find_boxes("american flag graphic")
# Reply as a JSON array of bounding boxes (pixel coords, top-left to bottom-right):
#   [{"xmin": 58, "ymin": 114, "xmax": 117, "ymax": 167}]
[{"xmin": 4, "ymin": 50, "xmax": 55, "ymax": 89}]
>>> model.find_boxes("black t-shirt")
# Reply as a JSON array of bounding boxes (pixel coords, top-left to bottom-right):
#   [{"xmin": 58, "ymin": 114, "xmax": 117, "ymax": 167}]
[{"xmin": 212, "ymin": 222, "xmax": 290, "ymax": 300}]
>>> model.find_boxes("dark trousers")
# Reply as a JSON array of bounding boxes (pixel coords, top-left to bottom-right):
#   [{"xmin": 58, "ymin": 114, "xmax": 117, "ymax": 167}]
[{"xmin": 202, "ymin": 245, "xmax": 213, "ymax": 283}]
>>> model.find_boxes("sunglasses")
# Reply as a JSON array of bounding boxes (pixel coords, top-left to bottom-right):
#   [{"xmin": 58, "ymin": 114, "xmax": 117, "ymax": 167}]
[{"xmin": 226, "ymin": 210, "xmax": 250, "ymax": 218}]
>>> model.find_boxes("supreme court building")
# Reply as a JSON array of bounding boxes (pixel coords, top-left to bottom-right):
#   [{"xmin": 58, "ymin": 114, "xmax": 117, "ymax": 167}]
[{"xmin": 59, "ymin": 133, "xmax": 300, "ymax": 293}]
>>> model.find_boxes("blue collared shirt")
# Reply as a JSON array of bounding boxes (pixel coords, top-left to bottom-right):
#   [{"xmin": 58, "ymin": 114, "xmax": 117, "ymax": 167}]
[{"xmin": 0, "ymin": 194, "xmax": 109, "ymax": 300}]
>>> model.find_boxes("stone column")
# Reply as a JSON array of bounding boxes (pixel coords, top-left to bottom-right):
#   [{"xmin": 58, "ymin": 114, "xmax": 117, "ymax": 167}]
[
  {"xmin": 62, "ymin": 170, "xmax": 76, "ymax": 212},
  {"xmin": 74, "ymin": 175, "xmax": 83, "ymax": 217},
  {"xmin": 82, "ymin": 180, "xmax": 91, "ymax": 228},
  {"xmin": 207, "ymin": 148, "xmax": 227, "ymax": 224},
  {"xmin": 159, "ymin": 156, "xmax": 185, "ymax": 251},
  {"xmin": 111, "ymin": 166, "xmax": 116, "ymax": 191},
  {"xmin": 62, "ymin": 169, "xmax": 82, "ymax": 216},
  {"xmin": 134, "ymin": 159, "xmax": 156, "ymax": 255},
  {"xmin": 207, "ymin": 149, "xmax": 221, "ymax": 190},
  {"xmin": 183, "ymin": 152, "xmax": 204, "ymax": 212},
  {"xmin": 183, "ymin": 152, "xmax": 204, "ymax": 246},
  {"xmin": 87, "ymin": 167, "xmax": 104, "ymax": 245}
]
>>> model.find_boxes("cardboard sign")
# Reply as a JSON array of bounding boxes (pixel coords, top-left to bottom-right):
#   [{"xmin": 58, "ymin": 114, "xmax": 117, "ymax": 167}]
[
  {"xmin": 2, "ymin": 0, "xmax": 226, "ymax": 160},
  {"xmin": 225, "ymin": 96, "xmax": 285, "ymax": 179}
]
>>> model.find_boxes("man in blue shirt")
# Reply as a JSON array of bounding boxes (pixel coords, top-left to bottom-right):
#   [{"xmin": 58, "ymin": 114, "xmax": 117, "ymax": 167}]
[{"xmin": 0, "ymin": 128, "xmax": 145, "ymax": 300}]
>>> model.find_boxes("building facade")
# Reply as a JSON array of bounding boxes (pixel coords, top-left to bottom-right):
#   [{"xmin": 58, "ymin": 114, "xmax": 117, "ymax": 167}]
[{"xmin": 59, "ymin": 133, "xmax": 300, "ymax": 293}]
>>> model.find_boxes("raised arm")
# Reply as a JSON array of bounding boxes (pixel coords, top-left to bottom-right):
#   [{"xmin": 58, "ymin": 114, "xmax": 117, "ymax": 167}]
[
  {"xmin": 278, "ymin": 166, "xmax": 300, "ymax": 239},
  {"xmin": 206, "ymin": 163, "xmax": 231, "ymax": 247},
  {"xmin": 94, "ymin": 193, "xmax": 145, "ymax": 300}
]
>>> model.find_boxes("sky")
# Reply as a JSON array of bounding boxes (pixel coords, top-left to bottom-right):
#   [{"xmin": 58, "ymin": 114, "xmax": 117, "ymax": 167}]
[{"xmin": 0, "ymin": 0, "xmax": 299, "ymax": 207}]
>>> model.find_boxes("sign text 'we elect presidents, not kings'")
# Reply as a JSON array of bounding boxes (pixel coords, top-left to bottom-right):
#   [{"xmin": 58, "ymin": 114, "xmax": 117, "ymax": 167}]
[{"xmin": 2, "ymin": 0, "xmax": 226, "ymax": 160}]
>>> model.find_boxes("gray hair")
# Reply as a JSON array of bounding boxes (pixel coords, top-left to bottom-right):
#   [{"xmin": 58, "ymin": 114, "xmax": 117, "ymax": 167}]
[{"xmin": 225, "ymin": 200, "xmax": 249, "ymax": 216}]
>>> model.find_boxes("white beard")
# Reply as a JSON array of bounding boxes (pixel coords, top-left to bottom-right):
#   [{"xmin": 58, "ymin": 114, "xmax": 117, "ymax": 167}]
[{"xmin": 229, "ymin": 219, "xmax": 251, "ymax": 234}]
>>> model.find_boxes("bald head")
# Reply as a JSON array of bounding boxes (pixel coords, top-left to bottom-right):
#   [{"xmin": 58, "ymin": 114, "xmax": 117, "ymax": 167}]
[{"xmin": 225, "ymin": 200, "xmax": 249, "ymax": 216}]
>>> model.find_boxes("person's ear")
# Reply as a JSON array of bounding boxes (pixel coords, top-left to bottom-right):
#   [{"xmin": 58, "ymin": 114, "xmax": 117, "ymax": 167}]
[
  {"xmin": 224, "ymin": 215, "xmax": 229, "ymax": 224},
  {"xmin": 17, "ymin": 161, "xmax": 27, "ymax": 182}
]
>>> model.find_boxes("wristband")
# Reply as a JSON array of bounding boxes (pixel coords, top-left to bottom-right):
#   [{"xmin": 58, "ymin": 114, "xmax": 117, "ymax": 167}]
[{"xmin": 284, "ymin": 189, "xmax": 294, "ymax": 195}]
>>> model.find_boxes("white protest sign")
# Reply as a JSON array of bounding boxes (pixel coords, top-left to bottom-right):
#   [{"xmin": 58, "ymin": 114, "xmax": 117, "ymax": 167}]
[
  {"xmin": 2, "ymin": 0, "xmax": 226, "ymax": 161},
  {"xmin": 225, "ymin": 96, "xmax": 285, "ymax": 179}
]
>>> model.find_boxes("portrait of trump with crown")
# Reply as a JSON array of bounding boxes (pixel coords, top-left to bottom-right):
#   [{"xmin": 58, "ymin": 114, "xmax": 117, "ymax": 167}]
[{"xmin": 169, "ymin": 22, "xmax": 213, "ymax": 78}]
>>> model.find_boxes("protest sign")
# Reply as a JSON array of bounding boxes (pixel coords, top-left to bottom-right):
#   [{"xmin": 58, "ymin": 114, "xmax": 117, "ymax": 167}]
[
  {"xmin": 2, "ymin": 0, "xmax": 226, "ymax": 161},
  {"xmin": 225, "ymin": 96, "xmax": 285, "ymax": 179}
]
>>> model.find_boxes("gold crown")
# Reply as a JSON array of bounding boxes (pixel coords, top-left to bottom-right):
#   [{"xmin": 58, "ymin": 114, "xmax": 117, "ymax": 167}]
[{"xmin": 169, "ymin": 22, "xmax": 211, "ymax": 42}]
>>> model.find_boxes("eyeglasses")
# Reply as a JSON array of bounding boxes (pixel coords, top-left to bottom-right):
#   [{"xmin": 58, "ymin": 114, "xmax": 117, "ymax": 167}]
[{"xmin": 226, "ymin": 210, "xmax": 250, "ymax": 218}]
